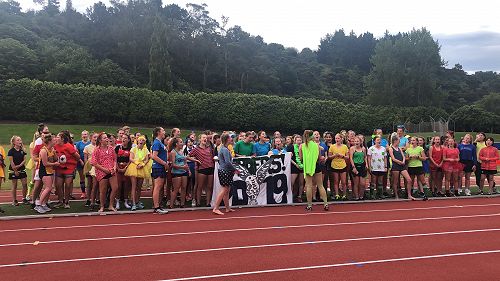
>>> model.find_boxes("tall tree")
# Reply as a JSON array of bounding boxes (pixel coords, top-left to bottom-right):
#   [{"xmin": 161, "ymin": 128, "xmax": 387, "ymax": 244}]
[{"xmin": 149, "ymin": 16, "xmax": 172, "ymax": 92}]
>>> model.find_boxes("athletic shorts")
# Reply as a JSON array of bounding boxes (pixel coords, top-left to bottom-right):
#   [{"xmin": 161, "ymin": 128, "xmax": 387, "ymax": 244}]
[
  {"xmin": 151, "ymin": 168, "xmax": 167, "ymax": 179},
  {"xmin": 351, "ymin": 163, "xmax": 367, "ymax": 178},
  {"xmin": 332, "ymin": 167, "xmax": 347, "ymax": 174},
  {"xmin": 460, "ymin": 160, "xmax": 475, "ymax": 173},
  {"xmin": 172, "ymin": 172, "xmax": 189, "ymax": 178},
  {"xmin": 371, "ymin": 171, "xmax": 386, "ymax": 177},
  {"xmin": 56, "ymin": 173, "xmax": 74, "ymax": 179},
  {"xmin": 408, "ymin": 166, "xmax": 424, "ymax": 176},
  {"xmin": 291, "ymin": 164, "xmax": 302, "ymax": 174},
  {"xmin": 482, "ymin": 169, "xmax": 497, "ymax": 175},
  {"xmin": 9, "ymin": 170, "xmax": 27, "ymax": 180},
  {"xmin": 198, "ymin": 167, "xmax": 214, "ymax": 176}
]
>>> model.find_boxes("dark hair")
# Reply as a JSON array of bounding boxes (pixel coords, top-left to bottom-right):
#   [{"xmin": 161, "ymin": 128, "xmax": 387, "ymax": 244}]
[
  {"xmin": 37, "ymin": 123, "xmax": 46, "ymax": 134},
  {"xmin": 478, "ymin": 132, "xmax": 486, "ymax": 138},
  {"xmin": 213, "ymin": 134, "xmax": 221, "ymax": 141},
  {"xmin": 58, "ymin": 130, "xmax": 71, "ymax": 144},
  {"xmin": 121, "ymin": 133, "xmax": 132, "ymax": 149},
  {"xmin": 170, "ymin": 137, "xmax": 182, "ymax": 151},
  {"xmin": 486, "ymin": 137, "xmax": 494, "ymax": 143},
  {"xmin": 153, "ymin": 127, "xmax": 163, "ymax": 138},
  {"xmin": 43, "ymin": 133, "xmax": 53, "ymax": 144}
]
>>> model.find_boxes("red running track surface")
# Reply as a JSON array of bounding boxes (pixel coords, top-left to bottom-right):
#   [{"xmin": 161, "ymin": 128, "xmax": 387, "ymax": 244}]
[{"xmin": 0, "ymin": 197, "xmax": 500, "ymax": 280}]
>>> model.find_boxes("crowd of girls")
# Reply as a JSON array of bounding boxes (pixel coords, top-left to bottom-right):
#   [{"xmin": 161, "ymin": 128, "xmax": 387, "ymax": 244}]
[{"xmin": 0, "ymin": 124, "xmax": 498, "ymax": 215}]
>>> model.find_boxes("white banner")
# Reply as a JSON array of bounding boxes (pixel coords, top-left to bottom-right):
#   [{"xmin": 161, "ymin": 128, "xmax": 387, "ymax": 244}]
[{"xmin": 212, "ymin": 153, "xmax": 293, "ymax": 206}]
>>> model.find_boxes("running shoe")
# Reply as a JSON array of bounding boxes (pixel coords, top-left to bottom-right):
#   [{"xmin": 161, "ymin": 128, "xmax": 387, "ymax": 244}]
[
  {"xmin": 465, "ymin": 189, "xmax": 471, "ymax": 196},
  {"xmin": 138, "ymin": 202, "xmax": 145, "ymax": 209},
  {"xmin": 305, "ymin": 205, "xmax": 312, "ymax": 211},
  {"xmin": 153, "ymin": 208, "xmax": 169, "ymax": 214},
  {"xmin": 191, "ymin": 199, "xmax": 197, "ymax": 207},
  {"xmin": 41, "ymin": 205, "xmax": 52, "ymax": 212},
  {"xmin": 115, "ymin": 200, "xmax": 120, "ymax": 210},
  {"xmin": 34, "ymin": 205, "xmax": 46, "ymax": 214},
  {"xmin": 25, "ymin": 195, "xmax": 31, "ymax": 201},
  {"xmin": 85, "ymin": 200, "xmax": 91, "ymax": 207},
  {"xmin": 124, "ymin": 201, "xmax": 132, "ymax": 209},
  {"xmin": 53, "ymin": 201, "xmax": 64, "ymax": 208},
  {"xmin": 335, "ymin": 194, "xmax": 340, "ymax": 201},
  {"xmin": 64, "ymin": 204, "xmax": 70, "ymax": 209},
  {"xmin": 12, "ymin": 200, "xmax": 19, "ymax": 206},
  {"xmin": 341, "ymin": 195, "xmax": 347, "ymax": 201},
  {"xmin": 22, "ymin": 198, "xmax": 29, "ymax": 205},
  {"xmin": 323, "ymin": 204, "xmax": 329, "ymax": 211},
  {"xmin": 131, "ymin": 205, "xmax": 137, "ymax": 211}
]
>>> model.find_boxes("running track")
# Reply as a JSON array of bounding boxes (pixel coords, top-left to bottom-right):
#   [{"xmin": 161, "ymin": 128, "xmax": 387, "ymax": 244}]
[{"xmin": 1, "ymin": 197, "xmax": 500, "ymax": 280}]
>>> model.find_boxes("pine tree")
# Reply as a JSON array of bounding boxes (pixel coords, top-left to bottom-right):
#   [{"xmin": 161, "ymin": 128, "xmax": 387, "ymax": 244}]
[{"xmin": 149, "ymin": 16, "xmax": 172, "ymax": 92}]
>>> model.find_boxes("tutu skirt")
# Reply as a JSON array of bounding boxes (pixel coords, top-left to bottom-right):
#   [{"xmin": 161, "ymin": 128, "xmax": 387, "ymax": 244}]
[
  {"xmin": 125, "ymin": 163, "xmax": 148, "ymax": 178},
  {"xmin": 442, "ymin": 161, "xmax": 462, "ymax": 173}
]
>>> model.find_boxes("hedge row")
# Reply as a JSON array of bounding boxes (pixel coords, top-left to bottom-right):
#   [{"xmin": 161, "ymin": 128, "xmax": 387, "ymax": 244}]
[{"xmin": 0, "ymin": 79, "xmax": 457, "ymax": 134}]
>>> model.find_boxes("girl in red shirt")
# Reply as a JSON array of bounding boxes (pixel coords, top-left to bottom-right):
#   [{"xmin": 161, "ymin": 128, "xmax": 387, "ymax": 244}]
[
  {"xmin": 442, "ymin": 138, "xmax": 460, "ymax": 197},
  {"xmin": 479, "ymin": 137, "xmax": 499, "ymax": 195},
  {"xmin": 54, "ymin": 131, "xmax": 82, "ymax": 209},
  {"xmin": 91, "ymin": 133, "xmax": 118, "ymax": 212},
  {"xmin": 428, "ymin": 136, "xmax": 444, "ymax": 196},
  {"xmin": 189, "ymin": 134, "xmax": 215, "ymax": 207}
]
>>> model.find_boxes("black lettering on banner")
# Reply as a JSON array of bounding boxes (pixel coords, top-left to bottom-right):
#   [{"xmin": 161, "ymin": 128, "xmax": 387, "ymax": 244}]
[
  {"xmin": 231, "ymin": 180, "xmax": 248, "ymax": 205},
  {"xmin": 268, "ymin": 154, "xmax": 285, "ymax": 174},
  {"xmin": 265, "ymin": 174, "xmax": 288, "ymax": 204}
]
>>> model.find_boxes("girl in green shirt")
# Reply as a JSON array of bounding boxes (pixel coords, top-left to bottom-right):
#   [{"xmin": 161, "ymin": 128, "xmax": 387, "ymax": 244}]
[{"xmin": 299, "ymin": 130, "xmax": 328, "ymax": 211}]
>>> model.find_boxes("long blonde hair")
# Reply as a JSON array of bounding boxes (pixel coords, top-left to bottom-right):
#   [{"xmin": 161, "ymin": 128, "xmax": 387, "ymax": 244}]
[{"xmin": 10, "ymin": 135, "xmax": 24, "ymax": 151}]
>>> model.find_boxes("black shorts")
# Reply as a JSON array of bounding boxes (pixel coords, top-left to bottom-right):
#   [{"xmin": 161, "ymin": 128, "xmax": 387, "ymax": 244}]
[
  {"xmin": 408, "ymin": 166, "xmax": 424, "ymax": 176},
  {"xmin": 371, "ymin": 171, "xmax": 386, "ymax": 177},
  {"xmin": 151, "ymin": 168, "xmax": 167, "ymax": 179},
  {"xmin": 172, "ymin": 172, "xmax": 188, "ymax": 178},
  {"xmin": 460, "ymin": 160, "xmax": 475, "ymax": 173},
  {"xmin": 351, "ymin": 164, "xmax": 367, "ymax": 178},
  {"xmin": 198, "ymin": 167, "xmax": 214, "ymax": 176},
  {"xmin": 100, "ymin": 173, "xmax": 112, "ymax": 181},
  {"xmin": 291, "ymin": 164, "xmax": 303, "ymax": 174},
  {"xmin": 218, "ymin": 169, "xmax": 234, "ymax": 186},
  {"xmin": 482, "ymin": 169, "xmax": 497, "ymax": 175},
  {"xmin": 9, "ymin": 170, "xmax": 27, "ymax": 180},
  {"xmin": 332, "ymin": 167, "xmax": 347, "ymax": 174},
  {"xmin": 56, "ymin": 173, "xmax": 74, "ymax": 179}
]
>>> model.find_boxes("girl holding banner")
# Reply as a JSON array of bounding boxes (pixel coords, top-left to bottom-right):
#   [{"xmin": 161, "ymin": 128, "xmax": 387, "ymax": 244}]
[
  {"xmin": 299, "ymin": 130, "xmax": 329, "ymax": 211},
  {"xmin": 213, "ymin": 133, "xmax": 237, "ymax": 215}
]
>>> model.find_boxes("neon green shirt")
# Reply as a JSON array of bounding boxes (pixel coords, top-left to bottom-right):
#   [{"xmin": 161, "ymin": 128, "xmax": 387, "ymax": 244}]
[{"xmin": 301, "ymin": 141, "xmax": 319, "ymax": 177}]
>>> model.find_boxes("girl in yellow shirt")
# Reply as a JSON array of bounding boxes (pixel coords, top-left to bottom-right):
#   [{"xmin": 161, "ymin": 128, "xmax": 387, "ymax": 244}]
[{"xmin": 328, "ymin": 134, "xmax": 349, "ymax": 200}]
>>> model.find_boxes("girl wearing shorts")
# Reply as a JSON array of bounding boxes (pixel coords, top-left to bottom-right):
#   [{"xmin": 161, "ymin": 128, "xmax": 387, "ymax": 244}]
[
  {"xmin": 429, "ymin": 136, "xmax": 444, "ymax": 197},
  {"xmin": 189, "ymin": 134, "xmax": 215, "ymax": 207},
  {"xmin": 126, "ymin": 135, "xmax": 150, "ymax": 210},
  {"xmin": 83, "ymin": 133, "xmax": 98, "ymax": 209},
  {"xmin": 170, "ymin": 137, "xmax": 200, "ymax": 209},
  {"xmin": 8, "ymin": 136, "xmax": 28, "ymax": 205},
  {"xmin": 299, "ymin": 130, "xmax": 328, "ymax": 211},
  {"xmin": 36, "ymin": 134, "xmax": 60, "ymax": 214},
  {"xmin": 349, "ymin": 136, "xmax": 367, "ymax": 200},
  {"xmin": 54, "ymin": 130, "xmax": 81, "ymax": 209},
  {"xmin": 287, "ymin": 135, "xmax": 304, "ymax": 203},
  {"xmin": 443, "ymin": 138, "xmax": 461, "ymax": 197},
  {"xmin": 479, "ymin": 137, "xmax": 499, "ymax": 195},
  {"xmin": 328, "ymin": 133, "xmax": 349, "ymax": 200},
  {"xmin": 91, "ymin": 133, "xmax": 119, "ymax": 212},
  {"xmin": 406, "ymin": 137, "xmax": 427, "ymax": 200},
  {"xmin": 458, "ymin": 134, "xmax": 476, "ymax": 196},
  {"xmin": 367, "ymin": 136, "xmax": 387, "ymax": 198},
  {"xmin": 388, "ymin": 134, "xmax": 416, "ymax": 200},
  {"xmin": 115, "ymin": 134, "xmax": 132, "ymax": 209}
]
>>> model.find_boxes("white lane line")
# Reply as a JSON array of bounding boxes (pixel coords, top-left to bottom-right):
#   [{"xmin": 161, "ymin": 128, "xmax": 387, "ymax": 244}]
[
  {"xmin": 0, "ymin": 228, "xmax": 499, "ymax": 268},
  {"xmin": 2, "ymin": 202, "xmax": 500, "ymax": 233},
  {"xmin": 1, "ymin": 213, "xmax": 500, "ymax": 248},
  {"xmin": 162, "ymin": 249, "xmax": 500, "ymax": 280}
]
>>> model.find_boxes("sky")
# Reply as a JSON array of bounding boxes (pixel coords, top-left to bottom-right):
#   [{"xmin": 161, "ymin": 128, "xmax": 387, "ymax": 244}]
[{"xmin": 17, "ymin": 0, "xmax": 500, "ymax": 72}]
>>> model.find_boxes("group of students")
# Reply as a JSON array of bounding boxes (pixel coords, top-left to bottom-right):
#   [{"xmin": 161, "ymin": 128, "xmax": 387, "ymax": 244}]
[{"xmin": 0, "ymin": 124, "xmax": 498, "ymax": 215}]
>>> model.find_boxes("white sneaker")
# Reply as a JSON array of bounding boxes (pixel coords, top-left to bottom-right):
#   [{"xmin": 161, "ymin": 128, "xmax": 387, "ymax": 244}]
[
  {"xmin": 34, "ymin": 205, "xmax": 46, "ymax": 214},
  {"xmin": 124, "ymin": 200, "xmax": 131, "ymax": 209},
  {"xmin": 174, "ymin": 199, "xmax": 180, "ymax": 206},
  {"xmin": 42, "ymin": 205, "xmax": 52, "ymax": 212},
  {"xmin": 191, "ymin": 199, "xmax": 196, "ymax": 207},
  {"xmin": 465, "ymin": 189, "xmax": 471, "ymax": 196},
  {"xmin": 115, "ymin": 199, "xmax": 120, "ymax": 210},
  {"xmin": 25, "ymin": 195, "xmax": 31, "ymax": 201},
  {"xmin": 458, "ymin": 188, "xmax": 463, "ymax": 194}
]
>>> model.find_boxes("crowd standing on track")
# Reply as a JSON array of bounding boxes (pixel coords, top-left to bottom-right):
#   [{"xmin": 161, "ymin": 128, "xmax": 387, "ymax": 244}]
[{"xmin": 0, "ymin": 123, "xmax": 499, "ymax": 216}]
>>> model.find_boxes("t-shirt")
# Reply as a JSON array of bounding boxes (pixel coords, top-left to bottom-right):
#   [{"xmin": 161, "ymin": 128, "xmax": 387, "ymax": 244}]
[
  {"xmin": 234, "ymin": 141, "xmax": 253, "ymax": 156},
  {"xmin": 130, "ymin": 146, "xmax": 149, "ymax": 163},
  {"xmin": 83, "ymin": 144, "xmax": 95, "ymax": 162},
  {"xmin": 75, "ymin": 140, "xmax": 90, "ymax": 161},
  {"xmin": 189, "ymin": 145, "xmax": 215, "ymax": 170},
  {"xmin": 253, "ymin": 142, "xmax": 271, "ymax": 156},
  {"xmin": 329, "ymin": 144, "xmax": 349, "ymax": 169},
  {"xmin": 54, "ymin": 142, "xmax": 78, "ymax": 174},
  {"xmin": 115, "ymin": 145, "xmax": 131, "ymax": 164},
  {"xmin": 151, "ymin": 138, "xmax": 167, "ymax": 169},
  {"xmin": 399, "ymin": 137, "xmax": 409, "ymax": 148},
  {"xmin": 8, "ymin": 147, "xmax": 26, "ymax": 171},
  {"xmin": 458, "ymin": 143, "xmax": 476, "ymax": 162},
  {"xmin": 367, "ymin": 145, "xmax": 387, "ymax": 172},
  {"xmin": 406, "ymin": 146, "xmax": 424, "ymax": 168}
]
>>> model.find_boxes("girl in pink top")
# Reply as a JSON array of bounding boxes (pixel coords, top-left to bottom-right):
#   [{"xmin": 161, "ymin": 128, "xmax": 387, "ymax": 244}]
[
  {"xmin": 91, "ymin": 133, "xmax": 118, "ymax": 212},
  {"xmin": 442, "ymin": 138, "xmax": 460, "ymax": 197},
  {"xmin": 479, "ymin": 137, "xmax": 499, "ymax": 194},
  {"xmin": 189, "ymin": 134, "xmax": 215, "ymax": 207},
  {"xmin": 428, "ymin": 136, "xmax": 444, "ymax": 196}
]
